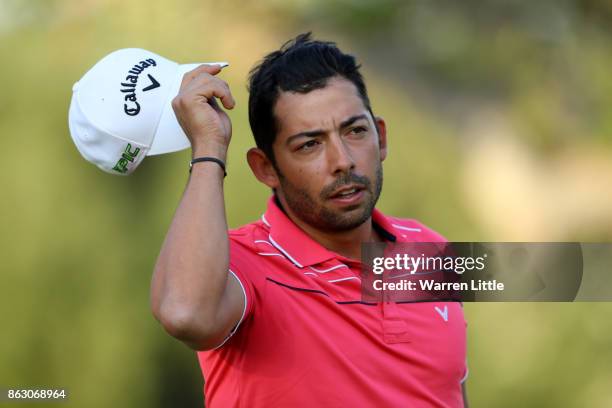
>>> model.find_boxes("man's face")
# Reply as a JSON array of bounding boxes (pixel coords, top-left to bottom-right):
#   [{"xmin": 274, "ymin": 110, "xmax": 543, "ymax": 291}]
[{"xmin": 271, "ymin": 76, "xmax": 386, "ymax": 232}]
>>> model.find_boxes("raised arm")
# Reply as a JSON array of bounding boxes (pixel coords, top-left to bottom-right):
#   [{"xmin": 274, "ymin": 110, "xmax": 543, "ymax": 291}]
[{"xmin": 150, "ymin": 64, "xmax": 245, "ymax": 351}]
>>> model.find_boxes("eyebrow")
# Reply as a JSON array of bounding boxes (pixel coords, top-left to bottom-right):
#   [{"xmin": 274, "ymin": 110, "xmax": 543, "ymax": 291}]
[{"xmin": 285, "ymin": 114, "xmax": 369, "ymax": 145}]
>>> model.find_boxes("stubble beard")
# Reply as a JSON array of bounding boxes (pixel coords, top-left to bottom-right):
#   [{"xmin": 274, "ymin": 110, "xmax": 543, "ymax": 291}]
[{"xmin": 277, "ymin": 164, "xmax": 383, "ymax": 233}]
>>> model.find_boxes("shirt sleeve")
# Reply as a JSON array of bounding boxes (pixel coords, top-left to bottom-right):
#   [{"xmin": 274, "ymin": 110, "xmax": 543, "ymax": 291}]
[
  {"xmin": 460, "ymin": 358, "xmax": 469, "ymax": 384},
  {"xmin": 211, "ymin": 236, "xmax": 260, "ymax": 349}
]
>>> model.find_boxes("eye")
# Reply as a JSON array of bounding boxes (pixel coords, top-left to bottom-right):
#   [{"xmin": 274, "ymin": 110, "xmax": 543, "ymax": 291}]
[
  {"xmin": 297, "ymin": 140, "xmax": 320, "ymax": 151},
  {"xmin": 349, "ymin": 126, "xmax": 368, "ymax": 135}
]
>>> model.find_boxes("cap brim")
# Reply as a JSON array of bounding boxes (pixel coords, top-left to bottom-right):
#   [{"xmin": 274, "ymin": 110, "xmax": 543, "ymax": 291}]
[{"xmin": 148, "ymin": 62, "xmax": 229, "ymax": 156}]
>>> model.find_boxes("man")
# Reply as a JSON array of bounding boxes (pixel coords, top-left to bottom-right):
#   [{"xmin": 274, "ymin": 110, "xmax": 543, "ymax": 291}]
[{"xmin": 151, "ymin": 33, "xmax": 468, "ymax": 407}]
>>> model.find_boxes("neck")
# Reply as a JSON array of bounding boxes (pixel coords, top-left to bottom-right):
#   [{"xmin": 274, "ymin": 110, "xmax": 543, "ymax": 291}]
[
  {"xmin": 302, "ymin": 219, "xmax": 382, "ymax": 261},
  {"xmin": 276, "ymin": 198, "xmax": 383, "ymax": 261}
]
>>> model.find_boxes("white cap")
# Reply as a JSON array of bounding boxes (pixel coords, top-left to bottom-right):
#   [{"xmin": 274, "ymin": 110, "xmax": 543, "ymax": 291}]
[{"xmin": 68, "ymin": 48, "xmax": 228, "ymax": 175}]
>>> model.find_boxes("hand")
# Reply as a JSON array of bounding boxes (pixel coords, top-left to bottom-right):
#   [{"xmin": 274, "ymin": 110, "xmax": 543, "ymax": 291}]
[{"xmin": 171, "ymin": 64, "xmax": 235, "ymax": 157}]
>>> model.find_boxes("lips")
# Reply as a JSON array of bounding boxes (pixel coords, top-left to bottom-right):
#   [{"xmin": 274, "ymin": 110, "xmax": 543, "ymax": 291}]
[{"xmin": 329, "ymin": 184, "xmax": 365, "ymax": 199}]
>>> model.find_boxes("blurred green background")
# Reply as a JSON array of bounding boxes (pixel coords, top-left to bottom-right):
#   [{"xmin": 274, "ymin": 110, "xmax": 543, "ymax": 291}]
[{"xmin": 2, "ymin": 0, "xmax": 612, "ymax": 407}]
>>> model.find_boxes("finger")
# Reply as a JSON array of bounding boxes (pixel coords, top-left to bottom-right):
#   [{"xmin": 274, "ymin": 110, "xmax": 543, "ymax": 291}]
[
  {"xmin": 181, "ymin": 64, "xmax": 224, "ymax": 88},
  {"xmin": 184, "ymin": 77, "xmax": 236, "ymax": 110},
  {"xmin": 207, "ymin": 96, "xmax": 220, "ymax": 111},
  {"xmin": 185, "ymin": 78, "xmax": 236, "ymax": 109}
]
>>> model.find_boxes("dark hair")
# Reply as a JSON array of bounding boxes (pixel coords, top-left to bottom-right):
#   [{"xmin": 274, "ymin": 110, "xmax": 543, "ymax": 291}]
[{"xmin": 247, "ymin": 32, "xmax": 372, "ymax": 164}]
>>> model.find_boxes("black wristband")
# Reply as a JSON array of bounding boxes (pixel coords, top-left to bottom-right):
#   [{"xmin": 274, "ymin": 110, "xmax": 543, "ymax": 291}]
[{"xmin": 189, "ymin": 157, "xmax": 227, "ymax": 177}]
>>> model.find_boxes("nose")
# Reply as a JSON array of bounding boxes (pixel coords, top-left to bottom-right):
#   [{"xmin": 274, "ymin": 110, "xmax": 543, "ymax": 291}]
[{"xmin": 327, "ymin": 134, "xmax": 355, "ymax": 175}]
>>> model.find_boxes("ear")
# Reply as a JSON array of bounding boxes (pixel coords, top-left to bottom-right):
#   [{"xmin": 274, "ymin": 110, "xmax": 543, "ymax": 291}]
[
  {"xmin": 247, "ymin": 147, "xmax": 280, "ymax": 189},
  {"xmin": 374, "ymin": 116, "xmax": 387, "ymax": 161}
]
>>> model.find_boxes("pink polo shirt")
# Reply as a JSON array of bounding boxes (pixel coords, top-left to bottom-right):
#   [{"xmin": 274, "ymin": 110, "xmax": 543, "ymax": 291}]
[{"xmin": 197, "ymin": 197, "xmax": 467, "ymax": 407}]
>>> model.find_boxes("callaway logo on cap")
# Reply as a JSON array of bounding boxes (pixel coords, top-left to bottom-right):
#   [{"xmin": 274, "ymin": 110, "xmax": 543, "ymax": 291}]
[{"xmin": 68, "ymin": 48, "xmax": 228, "ymax": 175}]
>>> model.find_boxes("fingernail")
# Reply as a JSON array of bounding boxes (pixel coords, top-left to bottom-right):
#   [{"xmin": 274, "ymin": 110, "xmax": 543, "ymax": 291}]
[{"xmin": 210, "ymin": 62, "xmax": 229, "ymax": 68}]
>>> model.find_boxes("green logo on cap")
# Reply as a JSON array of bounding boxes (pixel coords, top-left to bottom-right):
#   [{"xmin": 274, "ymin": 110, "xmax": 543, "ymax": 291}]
[{"xmin": 112, "ymin": 143, "xmax": 141, "ymax": 173}]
